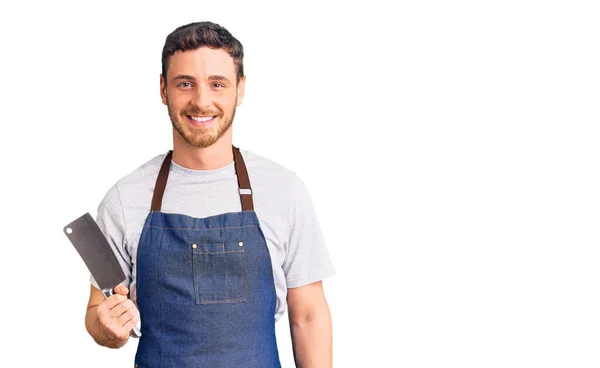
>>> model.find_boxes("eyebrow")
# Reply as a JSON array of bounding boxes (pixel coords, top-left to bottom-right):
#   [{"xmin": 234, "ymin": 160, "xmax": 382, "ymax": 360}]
[
  {"xmin": 171, "ymin": 75, "xmax": 231, "ymax": 83},
  {"xmin": 172, "ymin": 75, "xmax": 195, "ymax": 83},
  {"xmin": 208, "ymin": 75, "xmax": 230, "ymax": 83}
]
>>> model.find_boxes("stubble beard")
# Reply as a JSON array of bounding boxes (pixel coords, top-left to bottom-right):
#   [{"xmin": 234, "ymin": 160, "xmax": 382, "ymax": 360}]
[{"xmin": 167, "ymin": 97, "xmax": 237, "ymax": 148}]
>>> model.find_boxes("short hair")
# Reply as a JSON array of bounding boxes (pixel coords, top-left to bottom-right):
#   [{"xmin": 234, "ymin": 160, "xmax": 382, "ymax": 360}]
[{"xmin": 161, "ymin": 21, "xmax": 244, "ymax": 84}]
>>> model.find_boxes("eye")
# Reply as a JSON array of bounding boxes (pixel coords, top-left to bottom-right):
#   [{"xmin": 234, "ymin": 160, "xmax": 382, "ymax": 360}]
[
  {"xmin": 178, "ymin": 82, "xmax": 193, "ymax": 88},
  {"xmin": 213, "ymin": 83, "xmax": 225, "ymax": 88}
]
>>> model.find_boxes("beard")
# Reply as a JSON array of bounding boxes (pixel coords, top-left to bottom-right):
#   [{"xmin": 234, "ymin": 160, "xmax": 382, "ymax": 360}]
[{"xmin": 167, "ymin": 97, "xmax": 237, "ymax": 148}]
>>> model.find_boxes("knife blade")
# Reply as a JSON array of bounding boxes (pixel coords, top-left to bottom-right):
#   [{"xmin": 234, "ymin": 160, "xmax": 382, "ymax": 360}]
[{"xmin": 63, "ymin": 212, "xmax": 141, "ymax": 338}]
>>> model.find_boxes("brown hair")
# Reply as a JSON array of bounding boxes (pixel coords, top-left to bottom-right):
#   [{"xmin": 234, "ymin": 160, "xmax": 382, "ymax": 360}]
[{"xmin": 161, "ymin": 21, "xmax": 244, "ymax": 84}]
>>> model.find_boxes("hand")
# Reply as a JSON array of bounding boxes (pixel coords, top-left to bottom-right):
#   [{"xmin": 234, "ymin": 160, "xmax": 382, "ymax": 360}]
[{"xmin": 95, "ymin": 284, "xmax": 140, "ymax": 343}]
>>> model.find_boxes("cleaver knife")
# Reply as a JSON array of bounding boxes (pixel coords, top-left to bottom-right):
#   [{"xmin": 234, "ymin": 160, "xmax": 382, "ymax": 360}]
[{"xmin": 63, "ymin": 212, "xmax": 141, "ymax": 338}]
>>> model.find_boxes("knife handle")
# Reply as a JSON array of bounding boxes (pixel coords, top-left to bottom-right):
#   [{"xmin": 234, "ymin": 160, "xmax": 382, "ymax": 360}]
[{"xmin": 102, "ymin": 288, "xmax": 142, "ymax": 338}]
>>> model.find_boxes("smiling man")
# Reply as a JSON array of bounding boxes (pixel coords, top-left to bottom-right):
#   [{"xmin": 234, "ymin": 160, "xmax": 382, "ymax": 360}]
[
  {"xmin": 83, "ymin": 21, "xmax": 335, "ymax": 367},
  {"xmin": 166, "ymin": 49, "xmax": 241, "ymax": 150}
]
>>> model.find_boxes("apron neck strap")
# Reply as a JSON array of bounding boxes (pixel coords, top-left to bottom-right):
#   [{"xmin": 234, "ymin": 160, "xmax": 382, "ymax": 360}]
[{"xmin": 150, "ymin": 145, "xmax": 254, "ymax": 212}]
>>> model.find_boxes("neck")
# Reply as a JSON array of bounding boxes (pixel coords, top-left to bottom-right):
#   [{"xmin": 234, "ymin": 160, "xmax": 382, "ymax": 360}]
[{"xmin": 171, "ymin": 129, "xmax": 234, "ymax": 170}]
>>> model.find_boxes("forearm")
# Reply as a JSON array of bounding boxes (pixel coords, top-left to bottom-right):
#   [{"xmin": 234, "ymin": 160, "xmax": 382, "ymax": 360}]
[
  {"xmin": 85, "ymin": 305, "xmax": 129, "ymax": 349},
  {"xmin": 290, "ymin": 312, "xmax": 333, "ymax": 368}
]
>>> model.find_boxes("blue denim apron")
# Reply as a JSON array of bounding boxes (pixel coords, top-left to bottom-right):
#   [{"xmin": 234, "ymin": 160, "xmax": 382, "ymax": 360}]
[{"xmin": 134, "ymin": 146, "xmax": 282, "ymax": 368}]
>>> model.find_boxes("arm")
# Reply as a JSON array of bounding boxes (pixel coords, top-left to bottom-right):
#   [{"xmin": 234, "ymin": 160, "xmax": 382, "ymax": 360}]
[
  {"xmin": 85, "ymin": 283, "xmax": 138, "ymax": 349},
  {"xmin": 86, "ymin": 185, "xmax": 137, "ymax": 348},
  {"xmin": 287, "ymin": 281, "xmax": 333, "ymax": 368}
]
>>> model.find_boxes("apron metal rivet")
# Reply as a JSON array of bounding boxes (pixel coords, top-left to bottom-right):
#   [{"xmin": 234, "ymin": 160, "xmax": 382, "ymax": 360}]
[
  {"xmin": 239, "ymin": 242, "xmax": 244, "ymax": 247},
  {"xmin": 192, "ymin": 243, "xmax": 197, "ymax": 249}
]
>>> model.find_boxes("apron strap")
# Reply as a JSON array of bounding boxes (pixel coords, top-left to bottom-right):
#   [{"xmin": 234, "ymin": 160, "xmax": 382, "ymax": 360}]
[
  {"xmin": 233, "ymin": 146, "xmax": 254, "ymax": 211},
  {"xmin": 150, "ymin": 146, "xmax": 254, "ymax": 212},
  {"xmin": 150, "ymin": 150, "xmax": 173, "ymax": 212}
]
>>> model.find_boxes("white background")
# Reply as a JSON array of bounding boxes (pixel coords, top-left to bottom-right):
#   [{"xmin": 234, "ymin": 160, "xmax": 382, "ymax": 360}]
[{"xmin": 1, "ymin": 0, "xmax": 599, "ymax": 367}]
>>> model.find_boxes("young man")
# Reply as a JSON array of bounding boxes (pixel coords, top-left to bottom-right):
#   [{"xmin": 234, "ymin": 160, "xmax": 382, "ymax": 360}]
[{"xmin": 83, "ymin": 21, "xmax": 335, "ymax": 367}]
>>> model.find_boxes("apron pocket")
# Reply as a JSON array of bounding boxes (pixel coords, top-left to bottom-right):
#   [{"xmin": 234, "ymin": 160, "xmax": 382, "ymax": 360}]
[{"xmin": 192, "ymin": 241, "xmax": 248, "ymax": 304}]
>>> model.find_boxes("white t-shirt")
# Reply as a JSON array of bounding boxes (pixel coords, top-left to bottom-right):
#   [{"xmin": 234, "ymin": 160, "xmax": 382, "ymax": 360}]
[{"xmin": 91, "ymin": 148, "xmax": 336, "ymax": 322}]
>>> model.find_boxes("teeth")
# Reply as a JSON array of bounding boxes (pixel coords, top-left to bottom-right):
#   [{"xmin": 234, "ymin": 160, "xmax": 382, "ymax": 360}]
[{"xmin": 189, "ymin": 116, "xmax": 214, "ymax": 122}]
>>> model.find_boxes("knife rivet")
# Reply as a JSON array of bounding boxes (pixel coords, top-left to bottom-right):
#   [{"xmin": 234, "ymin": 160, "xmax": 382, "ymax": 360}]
[
  {"xmin": 192, "ymin": 243, "xmax": 197, "ymax": 249},
  {"xmin": 238, "ymin": 242, "xmax": 243, "ymax": 247}
]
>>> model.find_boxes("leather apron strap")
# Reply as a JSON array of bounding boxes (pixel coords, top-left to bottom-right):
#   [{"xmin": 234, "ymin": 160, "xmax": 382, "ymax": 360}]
[{"xmin": 150, "ymin": 145, "xmax": 254, "ymax": 212}]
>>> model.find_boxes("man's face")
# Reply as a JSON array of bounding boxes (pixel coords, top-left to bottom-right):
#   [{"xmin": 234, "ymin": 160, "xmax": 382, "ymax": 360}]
[{"xmin": 160, "ymin": 47, "xmax": 245, "ymax": 148}]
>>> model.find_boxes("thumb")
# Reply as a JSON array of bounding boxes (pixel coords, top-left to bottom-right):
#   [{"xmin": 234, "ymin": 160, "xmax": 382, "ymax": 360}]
[{"xmin": 114, "ymin": 283, "xmax": 129, "ymax": 296}]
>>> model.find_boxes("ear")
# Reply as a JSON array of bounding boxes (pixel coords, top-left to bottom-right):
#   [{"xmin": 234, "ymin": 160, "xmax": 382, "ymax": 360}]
[
  {"xmin": 236, "ymin": 75, "xmax": 246, "ymax": 106},
  {"xmin": 160, "ymin": 74, "xmax": 167, "ymax": 105}
]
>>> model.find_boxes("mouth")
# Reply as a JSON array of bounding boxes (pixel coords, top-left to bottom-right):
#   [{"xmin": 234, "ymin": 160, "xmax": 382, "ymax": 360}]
[{"xmin": 186, "ymin": 115, "xmax": 217, "ymax": 127}]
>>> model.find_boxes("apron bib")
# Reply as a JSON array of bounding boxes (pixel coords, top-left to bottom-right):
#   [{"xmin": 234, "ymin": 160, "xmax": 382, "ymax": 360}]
[{"xmin": 134, "ymin": 146, "xmax": 281, "ymax": 368}]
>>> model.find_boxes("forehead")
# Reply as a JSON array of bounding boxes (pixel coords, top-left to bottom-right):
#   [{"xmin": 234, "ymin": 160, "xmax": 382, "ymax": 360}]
[{"xmin": 167, "ymin": 47, "xmax": 236, "ymax": 80}]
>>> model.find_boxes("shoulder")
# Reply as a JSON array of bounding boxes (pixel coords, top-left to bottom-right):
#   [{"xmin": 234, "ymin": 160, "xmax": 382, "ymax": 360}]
[
  {"xmin": 117, "ymin": 153, "xmax": 167, "ymax": 189},
  {"xmin": 100, "ymin": 153, "xmax": 167, "ymax": 206},
  {"xmin": 239, "ymin": 148, "xmax": 306, "ymax": 201}
]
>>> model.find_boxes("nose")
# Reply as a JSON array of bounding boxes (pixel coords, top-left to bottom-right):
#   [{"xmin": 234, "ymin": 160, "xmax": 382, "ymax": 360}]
[{"xmin": 191, "ymin": 83, "xmax": 212, "ymax": 109}]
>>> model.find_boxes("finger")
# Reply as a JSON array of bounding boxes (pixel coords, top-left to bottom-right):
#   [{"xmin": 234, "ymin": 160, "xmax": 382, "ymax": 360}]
[
  {"xmin": 96, "ymin": 311, "xmax": 125, "ymax": 340},
  {"xmin": 109, "ymin": 299, "xmax": 135, "ymax": 318},
  {"xmin": 100, "ymin": 294, "xmax": 128, "ymax": 311},
  {"xmin": 117, "ymin": 306, "xmax": 139, "ymax": 327},
  {"xmin": 123, "ymin": 311, "xmax": 140, "ymax": 330},
  {"xmin": 114, "ymin": 283, "xmax": 129, "ymax": 296},
  {"xmin": 98, "ymin": 310, "xmax": 133, "ymax": 340}
]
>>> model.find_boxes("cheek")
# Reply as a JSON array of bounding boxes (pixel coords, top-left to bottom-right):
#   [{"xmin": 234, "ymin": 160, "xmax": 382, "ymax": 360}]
[
  {"xmin": 215, "ymin": 94, "xmax": 238, "ymax": 110},
  {"xmin": 167, "ymin": 94, "xmax": 188, "ymax": 111}
]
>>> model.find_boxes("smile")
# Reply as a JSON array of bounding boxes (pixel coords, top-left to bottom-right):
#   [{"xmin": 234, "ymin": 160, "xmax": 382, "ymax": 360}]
[{"xmin": 187, "ymin": 115, "xmax": 216, "ymax": 127}]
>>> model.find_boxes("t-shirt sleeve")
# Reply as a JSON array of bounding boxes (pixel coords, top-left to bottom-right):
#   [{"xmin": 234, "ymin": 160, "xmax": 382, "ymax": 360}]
[
  {"xmin": 89, "ymin": 184, "xmax": 133, "ymax": 290},
  {"xmin": 283, "ymin": 174, "xmax": 336, "ymax": 288}
]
